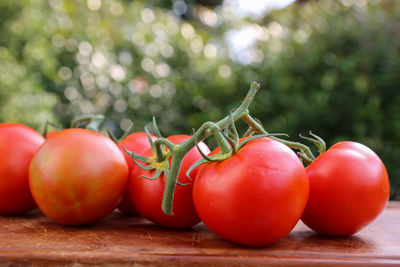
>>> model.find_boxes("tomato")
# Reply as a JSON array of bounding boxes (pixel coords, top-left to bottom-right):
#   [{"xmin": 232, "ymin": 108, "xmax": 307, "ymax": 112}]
[
  {"xmin": 131, "ymin": 135, "xmax": 210, "ymax": 228},
  {"xmin": 193, "ymin": 137, "xmax": 309, "ymax": 246},
  {"xmin": 118, "ymin": 132, "xmax": 155, "ymax": 215},
  {"xmin": 45, "ymin": 130, "xmax": 59, "ymax": 139},
  {"xmin": 0, "ymin": 123, "xmax": 45, "ymax": 215},
  {"xmin": 301, "ymin": 141, "xmax": 390, "ymax": 236},
  {"xmin": 29, "ymin": 129, "xmax": 129, "ymax": 225}
]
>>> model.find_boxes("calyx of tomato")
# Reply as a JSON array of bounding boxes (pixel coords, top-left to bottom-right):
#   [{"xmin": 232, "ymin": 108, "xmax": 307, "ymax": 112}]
[
  {"xmin": 241, "ymin": 115, "xmax": 327, "ymax": 165},
  {"xmin": 186, "ymin": 116, "xmax": 288, "ymax": 178},
  {"xmin": 71, "ymin": 114, "xmax": 106, "ymax": 131},
  {"xmin": 122, "ymin": 121, "xmax": 178, "ymax": 184},
  {"xmin": 72, "ymin": 114, "xmax": 136, "ymax": 143},
  {"xmin": 296, "ymin": 131, "xmax": 326, "ymax": 164},
  {"xmin": 42, "ymin": 114, "xmax": 114, "ymax": 138}
]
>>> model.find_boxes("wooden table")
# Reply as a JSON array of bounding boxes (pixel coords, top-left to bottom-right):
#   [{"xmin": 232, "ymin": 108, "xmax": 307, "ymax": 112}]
[{"xmin": 0, "ymin": 202, "xmax": 399, "ymax": 266}]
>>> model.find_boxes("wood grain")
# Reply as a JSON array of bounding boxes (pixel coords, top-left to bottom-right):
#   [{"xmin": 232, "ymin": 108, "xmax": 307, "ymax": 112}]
[{"xmin": 0, "ymin": 202, "xmax": 399, "ymax": 266}]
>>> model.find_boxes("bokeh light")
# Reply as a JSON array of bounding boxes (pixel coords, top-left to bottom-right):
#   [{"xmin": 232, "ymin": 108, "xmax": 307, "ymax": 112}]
[{"xmin": 0, "ymin": 0, "xmax": 399, "ymax": 198}]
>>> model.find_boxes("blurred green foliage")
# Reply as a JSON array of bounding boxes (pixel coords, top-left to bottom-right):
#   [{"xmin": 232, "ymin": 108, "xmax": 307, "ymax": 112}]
[{"xmin": 0, "ymin": 0, "xmax": 399, "ymax": 198}]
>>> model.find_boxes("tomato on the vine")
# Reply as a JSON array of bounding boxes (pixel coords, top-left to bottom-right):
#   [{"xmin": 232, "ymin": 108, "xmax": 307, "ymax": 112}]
[
  {"xmin": 193, "ymin": 137, "xmax": 309, "ymax": 246},
  {"xmin": 45, "ymin": 130, "xmax": 59, "ymax": 139},
  {"xmin": 29, "ymin": 129, "xmax": 129, "ymax": 225},
  {"xmin": 0, "ymin": 123, "xmax": 45, "ymax": 215},
  {"xmin": 118, "ymin": 132, "xmax": 155, "ymax": 215},
  {"xmin": 131, "ymin": 135, "xmax": 210, "ymax": 228},
  {"xmin": 301, "ymin": 141, "xmax": 390, "ymax": 236}
]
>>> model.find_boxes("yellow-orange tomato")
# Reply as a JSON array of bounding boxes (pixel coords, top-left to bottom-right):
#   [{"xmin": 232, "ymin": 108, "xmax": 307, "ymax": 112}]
[{"xmin": 29, "ymin": 129, "xmax": 129, "ymax": 225}]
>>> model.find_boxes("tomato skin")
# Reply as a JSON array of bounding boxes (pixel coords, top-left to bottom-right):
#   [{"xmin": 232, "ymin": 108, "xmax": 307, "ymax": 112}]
[
  {"xmin": 131, "ymin": 135, "xmax": 210, "ymax": 228},
  {"xmin": 0, "ymin": 123, "xmax": 45, "ymax": 215},
  {"xmin": 328, "ymin": 141, "xmax": 379, "ymax": 159},
  {"xmin": 193, "ymin": 137, "xmax": 309, "ymax": 246},
  {"xmin": 117, "ymin": 132, "xmax": 155, "ymax": 215},
  {"xmin": 45, "ymin": 130, "xmax": 59, "ymax": 139},
  {"xmin": 301, "ymin": 141, "xmax": 390, "ymax": 236},
  {"xmin": 29, "ymin": 129, "xmax": 129, "ymax": 225}
]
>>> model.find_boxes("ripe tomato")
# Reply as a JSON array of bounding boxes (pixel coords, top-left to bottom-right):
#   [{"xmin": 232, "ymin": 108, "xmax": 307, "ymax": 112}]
[
  {"xmin": 29, "ymin": 129, "xmax": 129, "ymax": 225},
  {"xmin": 118, "ymin": 132, "xmax": 155, "ymax": 215},
  {"xmin": 131, "ymin": 135, "xmax": 210, "ymax": 228},
  {"xmin": 45, "ymin": 130, "xmax": 59, "ymax": 139},
  {"xmin": 301, "ymin": 141, "xmax": 390, "ymax": 236},
  {"xmin": 193, "ymin": 137, "xmax": 309, "ymax": 246},
  {"xmin": 0, "ymin": 123, "xmax": 45, "ymax": 215}
]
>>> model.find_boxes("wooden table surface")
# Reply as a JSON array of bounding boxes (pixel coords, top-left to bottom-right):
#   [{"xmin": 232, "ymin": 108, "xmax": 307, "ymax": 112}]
[{"xmin": 0, "ymin": 202, "xmax": 399, "ymax": 266}]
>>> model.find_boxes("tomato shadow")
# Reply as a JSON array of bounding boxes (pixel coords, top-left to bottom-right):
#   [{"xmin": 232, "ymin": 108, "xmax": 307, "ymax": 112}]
[
  {"xmin": 29, "ymin": 211, "xmax": 374, "ymax": 253},
  {"xmin": 0, "ymin": 208, "xmax": 42, "ymax": 218},
  {"xmin": 292, "ymin": 230, "xmax": 376, "ymax": 251},
  {"xmin": 195, "ymin": 228, "xmax": 378, "ymax": 251}
]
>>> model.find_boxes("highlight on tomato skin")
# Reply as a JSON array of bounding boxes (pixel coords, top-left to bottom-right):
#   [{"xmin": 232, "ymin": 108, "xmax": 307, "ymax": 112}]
[
  {"xmin": 130, "ymin": 134, "xmax": 211, "ymax": 229},
  {"xmin": 193, "ymin": 137, "xmax": 309, "ymax": 246},
  {"xmin": 301, "ymin": 141, "xmax": 390, "ymax": 236},
  {"xmin": 117, "ymin": 132, "xmax": 156, "ymax": 215},
  {"xmin": 28, "ymin": 128, "xmax": 129, "ymax": 226},
  {"xmin": 0, "ymin": 123, "xmax": 45, "ymax": 215}
]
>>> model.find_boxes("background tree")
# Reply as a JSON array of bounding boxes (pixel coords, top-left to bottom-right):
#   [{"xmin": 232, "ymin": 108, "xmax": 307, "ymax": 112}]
[{"xmin": 0, "ymin": 0, "xmax": 399, "ymax": 198}]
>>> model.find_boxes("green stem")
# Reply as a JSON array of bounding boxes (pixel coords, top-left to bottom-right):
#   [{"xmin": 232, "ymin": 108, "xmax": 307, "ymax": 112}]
[
  {"xmin": 71, "ymin": 114, "xmax": 105, "ymax": 131},
  {"xmin": 162, "ymin": 145, "xmax": 186, "ymax": 215},
  {"xmin": 243, "ymin": 126, "xmax": 255, "ymax": 137},
  {"xmin": 241, "ymin": 113, "xmax": 316, "ymax": 160},
  {"xmin": 105, "ymin": 128, "xmax": 119, "ymax": 143},
  {"xmin": 297, "ymin": 152, "xmax": 313, "ymax": 165},
  {"xmin": 154, "ymin": 140, "xmax": 166, "ymax": 162},
  {"xmin": 161, "ymin": 82, "xmax": 260, "ymax": 215},
  {"xmin": 119, "ymin": 123, "xmax": 134, "ymax": 141},
  {"xmin": 196, "ymin": 122, "xmax": 231, "ymax": 154},
  {"xmin": 153, "ymin": 138, "xmax": 176, "ymax": 162},
  {"xmin": 42, "ymin": 121, "xmax": 61, "ymax": 137},
  {"xmin": 153, "ymin": 138, "xmax": 176, "ymax": 152}
]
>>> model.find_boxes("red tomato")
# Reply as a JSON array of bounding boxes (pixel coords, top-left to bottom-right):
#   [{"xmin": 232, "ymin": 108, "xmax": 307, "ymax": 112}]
[
  {"xmin": 118, "ymin": 132, "xmax": 155, "ymax": 215},
  {"xmin": 45, "ymin": 130, "xmax": 59, "ymax": 139},
  {"xmin": 193, "ymin": 137, "xmax": 309, "ymax": 246},
  {"xmin": 0, "ymin": 123, "xmax": 45, "ymax": 215},
  {"xmin": 301, "ymin": 141, "xmax": 390, "ymax": 236},
  {"xmin": 131, "ymin": 135, "xmax": 210, "ymax": 228},
  {"xmin": 29, "ymin": 129, "xmax": 129, "ymax": 225}
]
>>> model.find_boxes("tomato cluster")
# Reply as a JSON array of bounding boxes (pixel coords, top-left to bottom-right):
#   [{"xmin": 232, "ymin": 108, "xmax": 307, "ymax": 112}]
[{"xmin": 0, "ymin": 83, "xmax": 390, "ymax": 247}]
